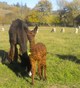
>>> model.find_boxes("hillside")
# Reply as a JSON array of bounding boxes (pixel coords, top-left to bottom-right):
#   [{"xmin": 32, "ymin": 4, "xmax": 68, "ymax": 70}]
[
  {"xmin": 0, "ymin": 2, "xmax": 30, "ymax": 24},
  {"xmin": 0, "ymin": 8, "xmax": 13, "ymax": 16},
  {"xmin": 0, "ymin": 2, "xmax": 12, "ymax": 15}
]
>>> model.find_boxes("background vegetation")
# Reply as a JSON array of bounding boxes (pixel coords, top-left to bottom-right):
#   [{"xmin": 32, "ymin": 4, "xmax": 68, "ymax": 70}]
[
  {"xmin": 0, "ymin": 0, "xmax": 80, "ymax": 26},
  {"xmin": 0, "ymin": 26, "xmax": 80, "ymax": 88}
]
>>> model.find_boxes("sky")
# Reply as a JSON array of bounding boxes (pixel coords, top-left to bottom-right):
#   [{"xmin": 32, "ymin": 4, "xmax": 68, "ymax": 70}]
[{"xmin": 0, "ymin": 0, "xmax": 73, "ymax": 11}]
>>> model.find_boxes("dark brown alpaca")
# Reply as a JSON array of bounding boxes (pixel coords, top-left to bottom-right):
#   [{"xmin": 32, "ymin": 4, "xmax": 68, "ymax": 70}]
[
  {"xmin": 26, "ymin": 26, "xmax": 47, "ymax": 85},
  {"xmin": 8, "ymin": 19, "xmax": 28, "ymax": 61},
  {"xmin": 8, "ymin": 19, "xmax": 31, "ymax": 73}
]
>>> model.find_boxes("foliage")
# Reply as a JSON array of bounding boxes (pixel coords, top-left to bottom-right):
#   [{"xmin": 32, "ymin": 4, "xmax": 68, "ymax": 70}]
[
  {"xmin": 25, "ymin": 0, "xmax": 53, "ymax": 25},
  {"xmin": 34, "ymin": 0, "xmax": 52, "ymax": 12},
  {"xmin": 52, "ymin": 14, "xmax": 61, "ymax": 25},
  {"xmin": 25, "ymin": 10, "xmax": 40, "ymax": 23},
  {"xmin": 75, "ymin": 14, "xmax": 80, "ymax": 25},
  {"xmin": 57, "ymin": 0, "xmax": 80, "ymax": 26},
  {"xmin": 0, "ymin": 0, "xmax": 80, "ymax": 26}
]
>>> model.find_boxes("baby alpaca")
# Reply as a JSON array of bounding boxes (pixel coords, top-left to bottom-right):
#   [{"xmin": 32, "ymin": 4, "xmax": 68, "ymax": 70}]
[{"xmin": 26, "ymin": 26, "xmax": 47, "ymax": 85}]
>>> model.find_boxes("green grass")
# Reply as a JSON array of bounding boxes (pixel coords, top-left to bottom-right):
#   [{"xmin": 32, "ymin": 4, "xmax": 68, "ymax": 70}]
[{"xmin": 0, "ymin": 26, "xmax": 80, "ymax": 88}]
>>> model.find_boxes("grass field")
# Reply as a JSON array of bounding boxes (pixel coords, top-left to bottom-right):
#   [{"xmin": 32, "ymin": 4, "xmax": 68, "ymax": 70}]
[{"xmin": 0, "ymin": 25, "xmax": 80, "ymax": 88}]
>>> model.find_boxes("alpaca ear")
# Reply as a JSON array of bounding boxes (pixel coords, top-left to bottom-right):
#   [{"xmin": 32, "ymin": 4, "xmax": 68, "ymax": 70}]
[{"xmin": 33, "ymin": 25, "xmax": 38, "ymax": 33}]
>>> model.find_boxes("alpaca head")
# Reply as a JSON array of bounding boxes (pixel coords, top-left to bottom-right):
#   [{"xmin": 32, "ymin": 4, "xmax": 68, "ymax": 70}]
[
  {"xmin": 27, "ymin": 25, "xmax": 38, "ymax": 42},
  {"xmin": 19, "ymin": 53, "xmax": 32, "ymax": 77},
  {"xmin": 19, "ymin": 52, "xmax": 32, "ymax": 73}
]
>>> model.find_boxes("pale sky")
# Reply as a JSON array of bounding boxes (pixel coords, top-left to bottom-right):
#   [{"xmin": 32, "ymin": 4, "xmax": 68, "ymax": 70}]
[{"xmin": 0, "ymin": 0, "xmax": 73, "ymax": 11}]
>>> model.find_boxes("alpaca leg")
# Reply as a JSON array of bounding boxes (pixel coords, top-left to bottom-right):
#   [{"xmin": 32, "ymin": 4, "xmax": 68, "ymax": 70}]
[
  {"xmin": 19, "ymin": 43, "xmax": 27, "ymax": 54},
  {"xmin": 43, "ymin": 56, "xmax": 46, "ymax": 80},
  {"xmin": 41, "ymin": 65, "xmax": 43, "ymax": 79},
  {"xmin": 43, "ymin": 65, "xmax": 47, "ymax": 80},
  {"xmin": 38, "ymin": 62, "xmax": 42, "ymax": 80},
  {"xmin": 31, "ymin": 69, "xmax": 34, "ymax": 84},
  {"xmin": 8, "ymin": 44, "xmax": 15, "ymax": 62},
  {"xmin": 31, "ymin": 61, "xmax": 36, "ymax": 85},
  {"xmin": 14, "ymin": 45, "xmax": 18, "ymax": 62}
]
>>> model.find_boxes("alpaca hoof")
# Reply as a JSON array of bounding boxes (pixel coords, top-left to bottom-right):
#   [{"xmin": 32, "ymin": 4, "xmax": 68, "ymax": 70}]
[
  {"xmin": 31, "ymin": 82, "xmax": 34, "ymax": 85},
  {"xmin": 43, "ymin": 77, "xmax": 47, "ymax": 81},
  {"xmin": 39, "ymin": 76, "xmax": 42, "ymax": 80},
  {"xmin": 28, "ymin": 71, "xmax": 32, "ymax": 77}
]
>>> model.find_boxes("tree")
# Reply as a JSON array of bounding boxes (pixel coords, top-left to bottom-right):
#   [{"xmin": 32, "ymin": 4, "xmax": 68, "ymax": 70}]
[
  {"xmin": 25, "ymin": 10, "xmax": 40, "ymax": 25},
  {"xmin": 34, "ymin": 0, "xmax": 52, "ymax": 12},
  {"xmin": 56, "ymin": 0, "xmax": 69, "ymax": 26},
  {"xmin": 15, "ymin": 2, "xmax": 20, "ymax": 7},
  {"xmin": 29, "ymin": 0, "xmax": 53, "ymax": 25},
  {"xmin": 57, "ymin": 0, "xmax": 80, "ymax": 26},
  {"xmin": 65, "ymin": 0, "xmax": 80, "ymax": 26},
  {"xmin": 56, "ymin": 0, "xmax": 68, "ymax": 10},
  {"xmin": 74, "ymin": 14, "xmax": 80, "ymax": 26}
]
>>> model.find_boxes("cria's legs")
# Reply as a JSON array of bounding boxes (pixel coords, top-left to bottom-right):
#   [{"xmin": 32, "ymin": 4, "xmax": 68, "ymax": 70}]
[
  {"xmin": 43, "ymin": 65, "xmax": 47, "ymax": 80},
  {"xmin": 41, "ymin": 65, "xmax": 43, "ymax": 79},
  {"xmin": 38, "ymin": 61, "xmax": 42, "ymax": 80},
  {"xmin": 43, "ymin": 57, "xmax": 46, "ymax": 80},
  {"xmin": 31, "ymin": 61, "xmax": 36, "ymax": 85}
]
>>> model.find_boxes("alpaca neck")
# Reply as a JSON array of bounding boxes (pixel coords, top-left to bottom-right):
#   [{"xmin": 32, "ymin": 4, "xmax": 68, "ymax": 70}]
[{"xmin": 29, "ymin": 40, "xmax": 35, "ymax": 52}]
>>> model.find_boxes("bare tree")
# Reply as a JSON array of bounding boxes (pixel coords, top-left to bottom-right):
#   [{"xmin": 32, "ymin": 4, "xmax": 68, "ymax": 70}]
[
  {"xmin": 57, "ymin": 0, "xmax": 80, "ymax": 26},
  {"xmin": 56, "ymin": 0, "xmax": 68, "ymax": 10}
]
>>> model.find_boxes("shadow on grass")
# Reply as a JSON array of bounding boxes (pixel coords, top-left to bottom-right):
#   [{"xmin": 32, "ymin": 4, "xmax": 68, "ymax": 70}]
[
  {"xmin": 0, "ymin": 50, "xmax": 8, "ymax": 63},
  {"xmin": 56, "ymin": 54, "xmax": 80, "ymax": 64},
  {"xmin": 0, "ymin": 50, "xmax": 29, "ymax": 79}
]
